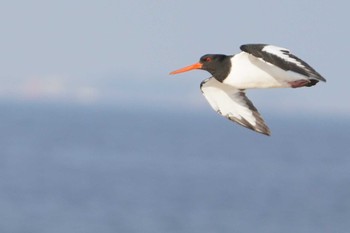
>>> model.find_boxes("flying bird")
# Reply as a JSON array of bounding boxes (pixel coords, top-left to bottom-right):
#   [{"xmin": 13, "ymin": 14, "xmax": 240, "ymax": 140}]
[{"xmin": 170, "ymin": 44, "xmax": 326, "ymax": 136}]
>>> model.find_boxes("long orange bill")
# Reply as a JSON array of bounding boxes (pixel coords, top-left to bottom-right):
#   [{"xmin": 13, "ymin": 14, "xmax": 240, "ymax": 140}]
[{"xmin": 169, "ymin": 62, "xmax": 203, "ymax": 75}]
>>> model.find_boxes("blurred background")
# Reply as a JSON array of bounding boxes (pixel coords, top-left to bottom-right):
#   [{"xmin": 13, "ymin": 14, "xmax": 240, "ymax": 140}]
[{"xmin": 0, "ymin": 1, "xmax": 350, "ymax": 233}]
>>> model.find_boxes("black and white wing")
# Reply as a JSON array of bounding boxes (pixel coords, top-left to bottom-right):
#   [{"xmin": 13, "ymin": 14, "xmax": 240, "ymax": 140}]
[
  {"xmin": 200, "ymin": 77, "xmax": 270, "ymax": 136},
  {"xmin": 240, "ymin": 44, "xmax": 326, "ymax": 82}
]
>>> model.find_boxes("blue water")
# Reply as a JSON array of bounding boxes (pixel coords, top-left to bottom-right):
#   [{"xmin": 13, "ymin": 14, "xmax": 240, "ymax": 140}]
[{"xmin": 0, "ymin": 102, "xmax": 349, "ymax": 233}]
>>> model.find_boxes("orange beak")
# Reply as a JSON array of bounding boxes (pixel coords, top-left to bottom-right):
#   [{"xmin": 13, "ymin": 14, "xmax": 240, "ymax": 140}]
[{"xmin": 169, "ymin": 62, "xmax": 203, "ymax": 75}]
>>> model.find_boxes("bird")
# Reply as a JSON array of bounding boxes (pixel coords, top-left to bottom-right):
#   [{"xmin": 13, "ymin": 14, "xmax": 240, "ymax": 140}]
[{"xmin": 169, "ymin": 44, "xmax": 326, "ymax": 136}]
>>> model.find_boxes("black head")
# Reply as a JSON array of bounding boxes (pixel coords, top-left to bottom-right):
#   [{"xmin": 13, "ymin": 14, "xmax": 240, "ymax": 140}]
[
  {"xmin": 170, "ymin": 54, "xmax": 232, "ymax": 82},
  {"xmin": 199, "ymin": 54, "xmax": 232, "ymax": 82}
]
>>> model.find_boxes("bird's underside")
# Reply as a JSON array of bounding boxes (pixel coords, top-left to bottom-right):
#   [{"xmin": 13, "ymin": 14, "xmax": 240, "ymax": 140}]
[{"xmin": 200, "ymin": 77, "xmax": 271, "ymax": 135}]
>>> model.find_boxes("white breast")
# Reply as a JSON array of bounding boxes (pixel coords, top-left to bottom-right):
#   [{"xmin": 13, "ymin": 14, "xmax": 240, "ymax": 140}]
[{"xmin": 223, "ymin": 52, "xmax": 308, "ymax": 89}]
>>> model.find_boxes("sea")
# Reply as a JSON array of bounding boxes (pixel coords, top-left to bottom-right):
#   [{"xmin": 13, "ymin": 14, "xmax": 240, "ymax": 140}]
[{"xmin": 0, "ymin": 101, "xmax": 349, "ymax": 233}]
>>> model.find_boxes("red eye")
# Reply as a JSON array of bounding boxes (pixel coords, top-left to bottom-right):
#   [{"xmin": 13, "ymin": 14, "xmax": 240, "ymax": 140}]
[{"xmin": 205, "ymin": 57, "xmax": 212, "ymax": 62}]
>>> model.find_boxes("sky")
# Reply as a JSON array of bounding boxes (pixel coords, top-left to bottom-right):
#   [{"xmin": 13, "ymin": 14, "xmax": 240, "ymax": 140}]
[{"xmin": 0, "ymin": 0, "xmax": 349, "ymax": 116}]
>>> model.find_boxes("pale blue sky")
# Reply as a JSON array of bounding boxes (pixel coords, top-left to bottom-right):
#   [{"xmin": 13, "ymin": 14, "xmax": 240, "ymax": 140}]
[{"xmin": 0, "ymin": 0, "xmax": 349, "ymax": 115}]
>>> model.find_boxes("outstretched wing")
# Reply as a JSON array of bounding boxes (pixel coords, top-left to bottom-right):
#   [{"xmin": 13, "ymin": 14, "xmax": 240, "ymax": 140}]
[
  {"xmin": 200, "ymin": 77, "xmax": 271, "ymax": 136},
  {"xmin": 240, "ymin": 44, "xmax": 326, "ymax": 82}
]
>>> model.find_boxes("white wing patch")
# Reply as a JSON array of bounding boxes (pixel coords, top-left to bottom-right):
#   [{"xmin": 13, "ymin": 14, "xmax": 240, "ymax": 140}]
[
  {"xmin": 240, "ymin": 44, "xmax": 326, "ymax": 83},
  {"xmin": 262, "ymin": 45, "xmax": 305, "ymax": 69},
  {"xmin": 200, "ymin": 77, "xmax": 270, "ymax": 135}
]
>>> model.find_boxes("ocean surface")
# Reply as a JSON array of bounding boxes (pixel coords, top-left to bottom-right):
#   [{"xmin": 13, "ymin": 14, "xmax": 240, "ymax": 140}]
[{"xmin": 0, "ymin": 102, "xmax": 349, "ymax": 233}]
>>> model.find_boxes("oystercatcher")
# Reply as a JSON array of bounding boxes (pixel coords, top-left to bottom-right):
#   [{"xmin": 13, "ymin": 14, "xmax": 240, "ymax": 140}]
[{"xmin": 170, "ymin": 44, "xmax": 326, "ymax": 136}]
